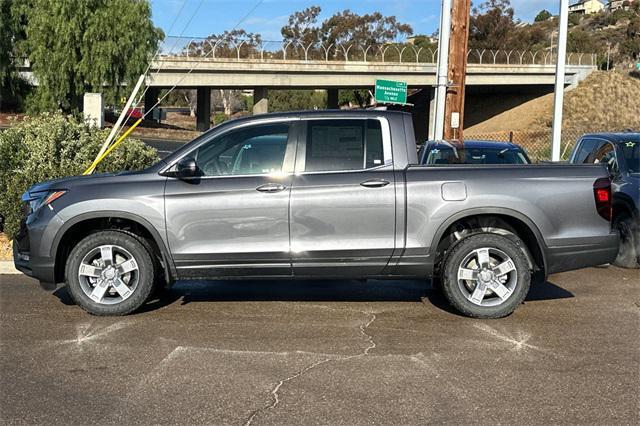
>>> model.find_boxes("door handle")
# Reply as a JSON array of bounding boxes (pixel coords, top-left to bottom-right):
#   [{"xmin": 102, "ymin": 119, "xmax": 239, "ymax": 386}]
[
  {"xmin": 256, "ymin": 183, "xmax": 287, "ymax": 193},
  {"xmin": 360, "ymin": 179, "xmax": 390, "ymax": 188}
]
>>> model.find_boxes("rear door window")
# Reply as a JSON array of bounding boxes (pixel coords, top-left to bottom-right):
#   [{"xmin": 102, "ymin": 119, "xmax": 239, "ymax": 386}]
[{"xmin": 304, "ymin": 119, "xmax": 384, "ymax": 172}]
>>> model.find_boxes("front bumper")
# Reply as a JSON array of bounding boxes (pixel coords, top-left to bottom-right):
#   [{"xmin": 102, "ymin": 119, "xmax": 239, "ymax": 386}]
[
  {"xmin": 546, "ymin": 232, "xmax": 620, "ymax": 274},
  {"xmin": 12, "ymin": 205, "xmax": 62, "ymax": 285},
  {"xmin": 13, "ymin": 240, "xmax": 57, "ymax": 284}
]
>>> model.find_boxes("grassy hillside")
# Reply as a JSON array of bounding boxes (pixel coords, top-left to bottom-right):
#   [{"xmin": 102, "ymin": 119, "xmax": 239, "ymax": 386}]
[
  {"xmin": 467, "ymin": 71, "xmax": 640, "ymax": 134},
  {"xmin": 553, "ymin": 71, "xmax": 640, "ymax": 130},
  {"xmin": 465, "ymin": 71, "xmax": 639, "ymax": 160}
]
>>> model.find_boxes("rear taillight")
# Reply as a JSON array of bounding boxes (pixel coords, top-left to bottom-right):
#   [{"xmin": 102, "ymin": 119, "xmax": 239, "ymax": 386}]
[{"xmin": 593, "ymin": 178, "xmax": 612, "ymax": 221}]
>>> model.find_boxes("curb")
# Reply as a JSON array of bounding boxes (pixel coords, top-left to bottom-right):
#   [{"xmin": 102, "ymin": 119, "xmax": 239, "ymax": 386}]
[{"xmin": 0, "ymin": 261, "xmax": 19, "ymax": 274}]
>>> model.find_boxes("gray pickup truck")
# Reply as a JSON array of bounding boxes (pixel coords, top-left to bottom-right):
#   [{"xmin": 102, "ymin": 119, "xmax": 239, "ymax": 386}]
[{"xmin": 14, "ymin": 110, "xmax": 618, "ymax": 318}]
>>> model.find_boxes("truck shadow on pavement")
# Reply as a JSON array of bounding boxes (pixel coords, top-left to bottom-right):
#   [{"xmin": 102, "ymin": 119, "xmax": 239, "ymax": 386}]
[{"xmin": 53, "ymin": 278, "xmax": 574, "ymax": 316}]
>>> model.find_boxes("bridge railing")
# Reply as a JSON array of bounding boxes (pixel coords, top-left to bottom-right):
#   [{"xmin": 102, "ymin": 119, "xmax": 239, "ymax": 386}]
[{"xmin": 158, "ymin": 36, "xmax": 597, "ymax": 66}]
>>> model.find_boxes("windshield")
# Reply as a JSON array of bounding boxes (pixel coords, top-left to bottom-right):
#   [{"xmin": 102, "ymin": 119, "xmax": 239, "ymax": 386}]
[
  {"xmin": 620, "ymin": 140, "xmax": 639, "ymax": 173},
  {"xmin": 425, "ymin": 146, "xmax": 530, "ymax": 165}
]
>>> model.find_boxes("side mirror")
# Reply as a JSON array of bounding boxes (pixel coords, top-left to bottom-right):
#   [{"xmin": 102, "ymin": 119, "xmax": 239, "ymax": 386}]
[{"xmin": 164, "ymin": 157, "xmax": 200, "ymax": 178}]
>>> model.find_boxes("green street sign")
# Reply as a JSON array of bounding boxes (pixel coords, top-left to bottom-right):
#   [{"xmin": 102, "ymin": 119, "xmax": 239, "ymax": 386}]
[{"xmin": 375, "ymin": 79, "xmax": 408, "ymax": 105}]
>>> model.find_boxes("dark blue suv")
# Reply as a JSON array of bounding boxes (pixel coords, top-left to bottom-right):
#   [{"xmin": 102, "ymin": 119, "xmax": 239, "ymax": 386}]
[{"xmin": 569, "ymin": 133, "xmax": 640, "ymax": 268}]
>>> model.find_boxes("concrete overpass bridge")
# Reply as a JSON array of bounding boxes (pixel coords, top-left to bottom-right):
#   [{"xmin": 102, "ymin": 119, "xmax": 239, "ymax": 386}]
[
  {"xmin": 20, "ymin": 37, "xmax": 597, "ymax": 137},
  {"xmin": 145, "ymin": 58, "xmax": 595, "ymax": 137},
  {"xmin": 142, "ymin": 38, "xmax": 596, "ymax": 136}
]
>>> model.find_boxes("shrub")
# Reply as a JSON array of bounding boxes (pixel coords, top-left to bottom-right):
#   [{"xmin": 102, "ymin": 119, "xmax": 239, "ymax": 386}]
[
  {"xmin": 0, "ymin": 112, "xmax": 159, "ymax": 237},
  {"xmin": 213, "ymin": 112, "xmax": 228, "ymax": 126}
]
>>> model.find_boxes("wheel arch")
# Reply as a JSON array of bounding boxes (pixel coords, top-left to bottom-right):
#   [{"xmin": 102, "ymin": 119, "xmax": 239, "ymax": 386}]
[
  {"xmin": 430, "ymin": 207, "xmax": 548, "ymax": 278},
  {"xmin": 52, "ymin": 211, "xmax": 175, "ymax": 284},
  {"xmin": 612, "ymin": 192, "xmax": 637, "ymax": 222}
]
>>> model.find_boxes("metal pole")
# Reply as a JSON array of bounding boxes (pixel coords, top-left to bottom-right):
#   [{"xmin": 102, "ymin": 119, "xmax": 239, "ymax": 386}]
[
  {"xmin": 551, "ymin": 0, "xmax": 569, "ymax": 162},
  {"xmin": 433, "ymin": 0, "xmax": 452, "ymax": 141}
]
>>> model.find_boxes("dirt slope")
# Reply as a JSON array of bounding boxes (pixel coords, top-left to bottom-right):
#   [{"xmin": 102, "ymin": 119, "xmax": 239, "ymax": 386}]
[{"xmin": 467, "ymin": 71, "xmax": 640, "ymax": 134}]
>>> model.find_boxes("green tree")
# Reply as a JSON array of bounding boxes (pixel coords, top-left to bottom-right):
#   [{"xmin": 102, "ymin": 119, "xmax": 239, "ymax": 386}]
[
  {"xmin": 21, "ymin": 0, "xmax": 163, "ymax": 113},
  {"xmin": 534, "ymin": 10, "xmax": 552, "ymax": 22},
  {"xmin": 319, "ymin": 10, "xmax": 413, "ymax": 46},
  {"xmin": 281, "ymin": 6, "xmax": 321, "ymax": 46},
  {"xmin": 469, "ymin": 0, "xmax": 516, "ymax": 50},
  {"xmin": 186, "ymin": 29, "xmax": 261, "ymax": 58},
  {"xmin": 568, "ymin": 12, "xmax": 582, "ymax": 26},
  {"xmin": 339, "ymin": 89, "xmax": 371, "ymax": 108},
  {"xmin": 621, "ymin": 15, "xmax": 640, "ymax": 60},
  {"xmin": 567, "ymin": 28, "xmax": 598, "ymax": 53},
  {"xmin": 268, "ymin": 90, "xmax": 326, "ymax": 111},
  {"xmin": 410, "ymin": 35, "xmax": 438, "ymax": 51},
  {"xmin": 0, "ymin": 0, "xmax": 29, "ymax": 110},
  {"xmin": 279, "ymin": 6, "xmax": 413, "ymax": 107},
  {"xmin": 280, "ymin": 6, "xmax": 413, "ymax": 47}
]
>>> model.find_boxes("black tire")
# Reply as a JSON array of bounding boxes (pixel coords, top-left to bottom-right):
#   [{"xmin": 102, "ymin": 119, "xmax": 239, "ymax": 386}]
[
  {"xmin": 613, "ymin": 212, "xmax": 640, "ymax": 269},
  {"xmin": 441, "ymin": 233, "xmax": 531, "ymax": 319},
  {"xmin": 65, "ymin": 230, "xmax": 155, "ymax": 315}
]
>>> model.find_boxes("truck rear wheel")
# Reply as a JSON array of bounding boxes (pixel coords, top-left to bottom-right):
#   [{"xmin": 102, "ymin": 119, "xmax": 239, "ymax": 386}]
[
  {"xmin": 65, "ymin": 230, "xmax": 155, "ymax": 315},
  {"xmin": 441, "ymin": 233, "xmax": 531, "ymax": 318},
  {"xmin": 613, "ymin": 212, "xmax": 639, "ymax": 269}
]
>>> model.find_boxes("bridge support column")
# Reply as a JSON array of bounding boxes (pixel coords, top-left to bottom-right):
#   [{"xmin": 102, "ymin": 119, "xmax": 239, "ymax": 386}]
[
  {"xmin": 196, "ymin": 87, "xmax": 211, "ymax": 132},
  {"xmin": 253, "ymin": 87, "xmax": 268, "ymax": 114},
  {"xmin": 144, "ymin": 87, "xmax": 159, "ymax": 122},
  {"xmin": 327, "ymin": 88, "xmax": 339, "ymax": 109}
]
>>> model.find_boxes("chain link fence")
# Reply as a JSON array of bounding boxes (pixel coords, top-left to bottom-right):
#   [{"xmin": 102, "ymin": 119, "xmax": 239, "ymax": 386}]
[{"xmin": 463, "ymin": 128, "xmax": 616, "ymax": 162}]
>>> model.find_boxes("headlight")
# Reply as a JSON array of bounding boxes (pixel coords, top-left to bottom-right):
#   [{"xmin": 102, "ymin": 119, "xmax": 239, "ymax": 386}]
[{"xmin": 22, "ymin": 190, "xmax": 67, "ymax": 214}]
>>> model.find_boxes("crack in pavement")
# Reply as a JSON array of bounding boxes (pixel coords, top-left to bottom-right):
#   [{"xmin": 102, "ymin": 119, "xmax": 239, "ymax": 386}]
[
  {"xmin": 340, "ymin": 311, "xmax": 377, "ymax": 360},
  {"xmin": 244, "ymin": 358, "xmax": 332, "ymax": 426},
  {"xmin": 244, "ymin": 308, "xmax": 378, "ymax": 425}
]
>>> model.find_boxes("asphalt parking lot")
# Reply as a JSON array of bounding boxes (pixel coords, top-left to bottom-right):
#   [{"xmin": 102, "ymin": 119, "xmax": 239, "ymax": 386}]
[{"xmin": 1, "ymin": 266, "xmax": 638, "ymax": 425}]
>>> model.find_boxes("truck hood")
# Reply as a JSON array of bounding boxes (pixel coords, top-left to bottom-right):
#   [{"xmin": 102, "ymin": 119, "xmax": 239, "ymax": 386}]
[
  {"xmin": 26, "ymin": 172, "xmax": 125, "ymax": 194},
  {"xmin": 23, "ymin": 168, "xmax": 157, "ymax": 198}
]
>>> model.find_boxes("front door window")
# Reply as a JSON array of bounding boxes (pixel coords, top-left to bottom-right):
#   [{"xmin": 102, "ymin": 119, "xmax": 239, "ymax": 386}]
[{"xmin": 194, "ymin": 123, "xmax": 289, "ymax": 176}]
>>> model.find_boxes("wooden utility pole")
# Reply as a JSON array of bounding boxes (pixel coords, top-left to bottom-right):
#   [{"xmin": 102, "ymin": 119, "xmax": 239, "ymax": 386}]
[{"xmin": 444, "ymin": 0, "xmax": 472, "ymax": 142}]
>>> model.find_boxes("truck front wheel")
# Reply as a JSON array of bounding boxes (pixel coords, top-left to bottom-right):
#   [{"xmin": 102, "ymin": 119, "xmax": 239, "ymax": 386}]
[
  {"xmin": 65, "ymin": 230, "xmax": 156, "ymax": 315},
  {"xmin": 441, "ymin": 233, "xmax": 531, "ymax": 318}
]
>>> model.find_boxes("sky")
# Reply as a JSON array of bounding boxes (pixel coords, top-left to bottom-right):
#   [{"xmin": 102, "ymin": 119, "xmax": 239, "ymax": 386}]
[{"xmin": 150, "ymin": 0, "xmax": 562, "ymax": 42}]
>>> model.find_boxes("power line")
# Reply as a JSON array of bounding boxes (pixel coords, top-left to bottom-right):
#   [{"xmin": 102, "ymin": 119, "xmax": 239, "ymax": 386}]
[
  {"xmin": 94, "ymin": 0, "xmax": 267, "ymax": 174},
  {"xmin": 139, "ymin": 0, "xmax": 266, "ymax": 121},
  {"xmin": 113, "ymin": 0, "xmax": 204, "ymax": 141}
]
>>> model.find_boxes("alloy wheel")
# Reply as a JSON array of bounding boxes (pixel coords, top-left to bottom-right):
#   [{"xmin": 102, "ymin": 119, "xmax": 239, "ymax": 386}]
[
  {"xmin": 456, "ymin": 247, "xmax": 518, "ymax": 307},
  {"xmin": 77, "ymin": 244, "xmax": 139, "ymax": 305}
]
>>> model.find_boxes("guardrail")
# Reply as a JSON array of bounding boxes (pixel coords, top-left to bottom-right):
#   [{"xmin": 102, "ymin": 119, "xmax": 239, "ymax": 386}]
[{"xmin": 159, "ymin": 36, "xmax": 597, "ymax": 66}]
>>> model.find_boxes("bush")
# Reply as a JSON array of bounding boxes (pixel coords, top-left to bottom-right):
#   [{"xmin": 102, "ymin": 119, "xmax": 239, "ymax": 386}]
[
  {"xmin": 213, "ymin": 112, "xmax": 228, "ymax": 126},
  {"xmin": 0, "ymin": 112, "xmax": 159, "ymax": 237}
]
